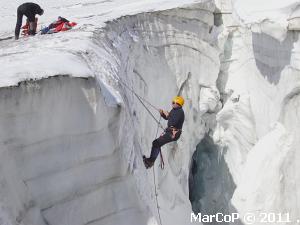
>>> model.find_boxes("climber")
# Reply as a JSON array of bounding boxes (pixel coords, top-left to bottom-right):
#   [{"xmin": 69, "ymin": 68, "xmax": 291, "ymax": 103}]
[
  {"xmin": 15, "ymin": 2, "xmax": 44, "ymax": 40},
  {"xmin": 143, "ymin": 96, "xmax": 185, "ymax": 169}
]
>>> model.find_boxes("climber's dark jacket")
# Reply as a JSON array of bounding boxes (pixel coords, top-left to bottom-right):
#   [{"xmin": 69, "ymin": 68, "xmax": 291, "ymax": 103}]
[
  {"xmin": 161, "ymin": 107, "xmax": 185, "ymax": 130},
  {"xmin": 15, "ymin": 3, "xmax": 43, "ymax": 39}
]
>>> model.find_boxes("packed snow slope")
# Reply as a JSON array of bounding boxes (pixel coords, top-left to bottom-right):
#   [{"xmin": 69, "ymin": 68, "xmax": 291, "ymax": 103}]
[
  {"xmin": 0, "ymin": 0, "xmax": 204, "ymax": 87},
  {"xmin": 1, "ymin": 0, "xmax": 300, "ymax": 225}
]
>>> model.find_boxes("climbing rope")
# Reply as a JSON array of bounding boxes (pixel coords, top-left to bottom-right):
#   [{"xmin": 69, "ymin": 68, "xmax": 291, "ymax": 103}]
[
  {"xmin": 117, "ymin": 76, "xmax": 164, "ymax": 225},
  {"xmin": 151, "ymin": 116, "xmax": 165, "ymax": 170},
  {"xmin": 153, "ymin": 166, "xmax": 163, "ymax": 225},
  {"xmin": 117, "ymin": 77, "xmax": 165, "ymax": 130},
  {"xmin": 153, "ymin": 117, "xmax": 163, "ymax": 225}
]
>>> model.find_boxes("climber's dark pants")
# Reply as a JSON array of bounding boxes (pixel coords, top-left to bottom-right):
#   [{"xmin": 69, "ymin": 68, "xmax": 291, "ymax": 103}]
[{"xmin": 150, "ymin": 128, "xmax": 181, "ymax": 161}]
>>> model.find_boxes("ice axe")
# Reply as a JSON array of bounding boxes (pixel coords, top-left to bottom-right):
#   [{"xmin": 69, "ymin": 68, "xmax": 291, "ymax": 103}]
[{"xmin": 0, "ymin": 36, "xmax": 13, "ymax": 41}]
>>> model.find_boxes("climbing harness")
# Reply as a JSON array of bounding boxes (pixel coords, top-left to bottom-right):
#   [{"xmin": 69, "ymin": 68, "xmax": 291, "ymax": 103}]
[{"xmin": 154, "ymin": 117, "xmax": 165, "ymax": 170}]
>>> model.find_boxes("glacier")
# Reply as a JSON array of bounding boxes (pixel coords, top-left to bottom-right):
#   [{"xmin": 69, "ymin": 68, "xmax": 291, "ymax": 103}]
[{"xmin": 0, "ymin": 0, "xmax": 300, "ymax": 225}]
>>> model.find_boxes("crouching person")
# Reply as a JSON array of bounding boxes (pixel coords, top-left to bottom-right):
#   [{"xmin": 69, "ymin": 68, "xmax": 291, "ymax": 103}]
[{"xmin": 15, "ymin": 2, "xmax": 44, "ymax": 40}]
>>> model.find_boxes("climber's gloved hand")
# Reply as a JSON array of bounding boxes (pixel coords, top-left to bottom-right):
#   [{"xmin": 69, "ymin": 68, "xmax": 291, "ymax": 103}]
[{"xmin": 159, "ymin": 109, "xmax": 164, "ymax": 116}]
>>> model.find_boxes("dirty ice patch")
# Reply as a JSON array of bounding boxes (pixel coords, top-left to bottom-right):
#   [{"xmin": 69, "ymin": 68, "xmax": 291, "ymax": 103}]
[{"xmin": 0, "ymin": 50, "xmax": 93, "ymax": 87}]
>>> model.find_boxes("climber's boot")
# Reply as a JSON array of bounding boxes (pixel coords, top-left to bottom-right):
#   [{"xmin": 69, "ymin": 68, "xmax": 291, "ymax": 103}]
[{"xmin": 143, "ymin": 155, "xmax": 154, "ymax": 169}]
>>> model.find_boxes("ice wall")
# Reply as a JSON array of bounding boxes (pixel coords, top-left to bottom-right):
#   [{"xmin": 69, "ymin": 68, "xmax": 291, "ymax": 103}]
[
  {"xmin": 98, "ymin": 4, "xmax": 222, "ymax": 223},
  {"xmin": 0, "ymin": 77, "xmax": 149, "ymax": 225}
]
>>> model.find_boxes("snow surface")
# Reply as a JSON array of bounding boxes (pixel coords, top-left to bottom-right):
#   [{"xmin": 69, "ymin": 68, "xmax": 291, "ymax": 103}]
[
  {"xmin": 1, "ymin": 0, "xmax": 299, "ymax": 88},
  {"xmin": 0, "ymin": 0, "xmax": 205, "ymax": 87}
]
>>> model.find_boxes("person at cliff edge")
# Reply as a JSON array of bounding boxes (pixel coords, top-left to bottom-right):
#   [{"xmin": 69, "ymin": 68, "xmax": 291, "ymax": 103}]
[
  {"xmin": 15, "ymin": 2, "xmax": 44, "ymax": 40},
  {"xmin": 143, "ymin": 96, "xmax": 185, "ymax": 169}
]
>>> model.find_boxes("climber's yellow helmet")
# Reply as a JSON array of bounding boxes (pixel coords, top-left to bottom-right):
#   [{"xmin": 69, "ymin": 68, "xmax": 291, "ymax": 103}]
[{"xmin": 172, "ymin": 96, "xmax": 185, "ymax": 106}]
